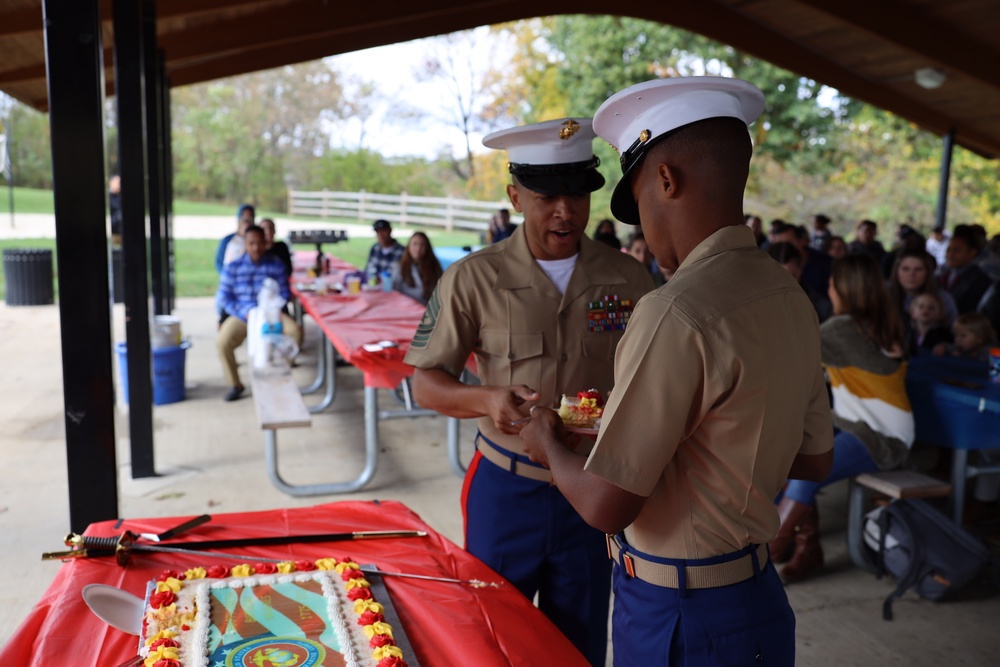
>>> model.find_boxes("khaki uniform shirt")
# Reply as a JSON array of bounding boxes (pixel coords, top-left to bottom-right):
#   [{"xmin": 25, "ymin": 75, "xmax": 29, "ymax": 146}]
[
  {"xmin": 405, "ymin": 225, "xmax": 655, "ymax": 453},
  {"xmin": 586, "ymin": 225, "xmax": 833, "ymax": 559}
]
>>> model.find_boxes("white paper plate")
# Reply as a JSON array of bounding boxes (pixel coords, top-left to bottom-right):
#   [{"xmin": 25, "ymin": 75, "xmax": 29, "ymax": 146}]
[{"xmin": 82, "ymin": 583, "xmax": 144, "ymax": 635}]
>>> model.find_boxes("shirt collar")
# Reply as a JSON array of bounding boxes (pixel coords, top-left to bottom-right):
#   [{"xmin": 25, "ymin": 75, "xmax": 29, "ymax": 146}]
[{"xmin": 675, "ymin": 224, "xmax": 757, "ymax": 275}]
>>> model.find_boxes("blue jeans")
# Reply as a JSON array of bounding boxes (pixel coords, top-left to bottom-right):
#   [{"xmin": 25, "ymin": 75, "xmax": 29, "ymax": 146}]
[{"xmin": 784, "ymin": 430, "xmax": 878, "ymax": 506}]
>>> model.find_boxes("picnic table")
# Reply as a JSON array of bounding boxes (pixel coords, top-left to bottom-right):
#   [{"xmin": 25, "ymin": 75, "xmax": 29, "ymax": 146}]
[
  {"xmin": 0, "ymin": 501, "xmax": 588, "ymax": 666},
  {"xmin": 284, "ymin": 252, "xmax": 466, "ymax": 495},
  {"xmin": 905, "ymin": 355, "xmax": 1000, "ymax": 522}
]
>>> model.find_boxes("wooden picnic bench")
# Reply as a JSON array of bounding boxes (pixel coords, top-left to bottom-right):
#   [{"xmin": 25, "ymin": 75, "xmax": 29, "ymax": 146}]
[{"xmin": 845, "ymin": 469, "xmax": 952, "ymax": 572}]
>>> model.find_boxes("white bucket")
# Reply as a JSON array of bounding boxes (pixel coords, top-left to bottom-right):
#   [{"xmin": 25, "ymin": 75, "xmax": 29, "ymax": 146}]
[{"xmin": 151, "ymin": 315, "xmax": 182, "ymax": 349}]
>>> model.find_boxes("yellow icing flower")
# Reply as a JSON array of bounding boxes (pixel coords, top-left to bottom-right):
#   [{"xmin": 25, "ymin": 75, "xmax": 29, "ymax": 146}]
[
  {"xmin": 345, "ymin": 578, "xmax": 370, "ymax": 590},
  {"xmin": 333, "ymin": 560, "xmax": 359, "ymax": 574},
  {"xmin": 146, "ymin": 629, "xmax": 178, "ymax": 643},
  {"xmin": 363, "ymin": 621, "xmax": 394, "ymax": 640},
  {"xmin": 353, "ymin": 599, "xmax": 384, "ymax": 615},
  {"xmin": 156, "ymin": 577, "xmax": 182, "ymax": 593},
  {"xmin": 315, "ymin": 558, "xmax": 339, "ymax": 571},
  {"xmin": 184, "ymin": 567, "xmax": 207, "ymax": 580},
  {"xmin": 144, "ymin": 645, "xmax": 180, "ymax": 666},
  {"xmin": 277, "ymin": 561, "xmax": 296, "ymax": 574},
  {"xmin": 372, "ymin": 645, "xmax": 403, "ymax": 660},
  {"xmin": 231, "ymin": 564, "xmax": 254, "ymax": 577}
]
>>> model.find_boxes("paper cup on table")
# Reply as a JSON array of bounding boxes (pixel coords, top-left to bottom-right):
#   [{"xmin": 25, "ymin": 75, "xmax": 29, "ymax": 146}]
[{"xmin": 346, "ymin": 275, "xmax": 361, "ymax": 294}]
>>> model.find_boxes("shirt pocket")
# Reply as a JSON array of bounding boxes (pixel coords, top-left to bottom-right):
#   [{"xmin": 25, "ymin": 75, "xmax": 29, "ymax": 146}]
[
  {"xmin": 479, "ymin": 329, "xmax": 544, "ymax": 388},
  {"xmin": 581, "ymin": 331, "xmax": 621, "ymax": 366}
]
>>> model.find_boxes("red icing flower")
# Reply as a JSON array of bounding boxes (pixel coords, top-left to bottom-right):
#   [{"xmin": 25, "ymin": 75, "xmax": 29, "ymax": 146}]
[
  {"xmin": 149, "ymin": 638, "xmax": 179, "ymax": 650},
  {"xmin": 295, "ymin": 560, "xmax": 317, "ymax": 571},
  {"xmin": 181, "ymin": 624, "xmax": 190, "ymax": 631},
  {"xmin": 370, "ymin": 634, "xmax": 396, "ymax": 648},
  {"xmin": 338, "ymin": 555, "xmax": 354, "ymax": 563},
  {"xmin": 149, "ymin": 590, "xmax": 177, "ymax": 609},
  {"xmin": 206, "ymin": 565, "xmax": 229, "ymax": 579},
  {"xmin": 376, "ymin": 658, "xmax": 408, "ymax": 667},
  {"xmin": 357, "ymin": 610, "xmax": 384, "ymax": 626},
  {"xmin": 347, "ymin": 587, "xmax": 373, "ymax": 601},
  {"xmin": 254, "ymin": 562, "xmax": 277, "ymax": 574},
  {"xmin": 156, "ymin": 569, "xmax": 179, "ymax": 582},
  {"xmin": 341, "ymin": 568, "xmax": 366, "ymax": 581}
]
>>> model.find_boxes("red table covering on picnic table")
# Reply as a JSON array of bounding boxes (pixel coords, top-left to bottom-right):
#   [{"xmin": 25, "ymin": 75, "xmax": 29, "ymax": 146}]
[
  {"xmin": 1, "ymin": 500, "xmax": 587, "ymax": 667},
  {"xmin": 290, "ymin": 252, "xmax": 426, "ymax": 390}
]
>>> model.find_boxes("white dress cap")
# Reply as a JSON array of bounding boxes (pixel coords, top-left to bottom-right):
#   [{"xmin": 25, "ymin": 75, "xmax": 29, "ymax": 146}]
[
  {"xmin": 593, "ymin": 77, "xmax": 765, "ymax": 224},
  {"xmin": 483, "ymin": 118, "xmax": 605, "ymax": 195}
]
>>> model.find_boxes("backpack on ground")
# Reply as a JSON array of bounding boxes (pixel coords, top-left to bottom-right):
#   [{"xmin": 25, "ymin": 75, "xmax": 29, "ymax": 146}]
[{"xmin": 862, "ymin": 498, "xmax": 999, "ymax": 620}]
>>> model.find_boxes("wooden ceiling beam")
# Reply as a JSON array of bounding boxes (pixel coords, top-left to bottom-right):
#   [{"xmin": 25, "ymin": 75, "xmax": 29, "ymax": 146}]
[{"xmin": 793, "ymin": 0, "xmax": 1000, "ymax": 91}]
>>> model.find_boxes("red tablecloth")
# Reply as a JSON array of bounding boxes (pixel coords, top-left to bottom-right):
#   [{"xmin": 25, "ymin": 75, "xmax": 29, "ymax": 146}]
[
  {"xmin": 291, "ymin": 259, "xmax": 426, "ymax": 390},
  {"xmin": 1, "ymin": 501, "xmax": 587, "ymax": 667}
]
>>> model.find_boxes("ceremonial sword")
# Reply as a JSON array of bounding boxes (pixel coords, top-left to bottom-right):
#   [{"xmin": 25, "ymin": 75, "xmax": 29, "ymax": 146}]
[{"xmin": 44, "ymin": 535, "xmax": 499, "ymax": 588}]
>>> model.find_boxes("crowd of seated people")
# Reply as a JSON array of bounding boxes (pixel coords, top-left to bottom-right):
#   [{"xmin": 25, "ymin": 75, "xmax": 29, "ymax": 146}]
[{"xmin": 744, "ymin": 211, "xmax": 1000, "ymax": 581}]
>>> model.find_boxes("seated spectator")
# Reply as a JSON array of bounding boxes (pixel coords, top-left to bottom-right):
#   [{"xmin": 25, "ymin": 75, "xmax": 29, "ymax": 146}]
[
  {"xmin": 906, "ymin": 293, "xmax": 952, "ymax": 357},
  {"xmin": 810, "ymin": 213, "xmax": 831, "ymax": 250},
  {"xmin": 888, "ymin": 248, "xmax": 958, "ymax": 328},
  {"xmin": 766, "ymin": 218, "xmax": 786, "ymax": 246},
  {"xmin": 846, "ymin": 219, "xmax": 886, "ymax": 263},
  {"xmin": 934, "ymin": 312, "xmax": 998, "ymax": 362},
  {"xmin": 971, "ymin": 224, "xmax": 1000, "ymax": 281},
  {"xmin": 592, "ymin": 218, "xmax": 622, "ymax": 249},
  {"xmin": 745, "ymin": 213, "xmax": 766, "ymax": 247},
  {"xmin": 487, "ymin": 208, "xmax": 517, "ymax": 244},
  {"xmin": 771, "ymin": 221, "xmax": 832, "ymax": 299},
  {"xmin": 881, "ymin": 223, "xmax": 926, "ymax": 278},
  {"xmin": 978, "ymin": 280, "xmax": 1000, "ymax": 342},
  {"xmin": 624, "ymin": 230, "xmax": 666, "ymax": 287},
  {"xmin": 925, "ymin": 224, "xmax": 949, "ymax": 268},
  {"xmin": 821, "ymin": 235, "xmax": 848, "ymax": 261},
  {"xmin": 215, "ymin": 225, "xmax": 301, "ymax": 402},
  {"xmin": 766, "ymin": 242, "xmax": 832, "ymax": 322},
  {"xmin": 939, "ymin": 226, "xmax": 993, "ymax": 314},
  {"xmin": 392, "ymin": 231, "xmax": 443, "ymax": 305},
  {"xmin": 771, "ymin": 254, "xmax": 913, "ymax": 582},
  {"xmin": 259, "ymin": 217, "xmax": 292, "ymax": 278},
  {"xmin": 365, "ymin": 219, "xmax": 405, "ymax": 283},
  {"xmin": 216, "ymin": 204, "xmax": 255, "ymax": 273}
]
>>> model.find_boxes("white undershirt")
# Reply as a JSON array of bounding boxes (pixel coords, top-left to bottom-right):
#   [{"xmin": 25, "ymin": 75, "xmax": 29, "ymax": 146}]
[{"xmin": 536, "ymin": 254, "xmax": 578, "ymax": 294}]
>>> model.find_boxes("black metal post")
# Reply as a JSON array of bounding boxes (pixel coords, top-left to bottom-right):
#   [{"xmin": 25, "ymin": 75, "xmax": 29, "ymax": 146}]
[
  {"xmin": 142, "ymin": 0, "xmax": 166, "ymax": 316},
  {"xmin": 113, "ymin": 0, "xmax": 157, "ymax": 478},
  {"xmin": 41, "ymin": 0, "xmax": 119, "ymax": 533},
  {"xmin": 161, "ymin": 59, "xmax": 176, "ymax": 312},
  {"xmin": 935, "ymin": 127, "xmax": 956, "ymax": 232}
]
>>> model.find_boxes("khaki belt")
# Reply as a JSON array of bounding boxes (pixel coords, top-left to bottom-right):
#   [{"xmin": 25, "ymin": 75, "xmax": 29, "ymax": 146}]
[
  {"xmin": 607, "ymin": 535, "xmax": 768, "ymax": 589},
  {"xmin": 477, "ymin": 438, "xmax": 553, "ymax": 483}
]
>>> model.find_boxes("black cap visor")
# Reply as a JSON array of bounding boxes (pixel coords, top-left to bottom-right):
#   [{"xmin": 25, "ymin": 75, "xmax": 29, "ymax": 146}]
[{"xmin": 510, "ymin": 157, "xmax": 605, "ymax": 196}]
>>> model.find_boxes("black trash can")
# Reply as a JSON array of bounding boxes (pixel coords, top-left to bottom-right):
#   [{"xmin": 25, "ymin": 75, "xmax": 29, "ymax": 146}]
[
  {"xmin": 3, "ymin": 248, "xmax": 54, "ymax": 306},
  {"xmin": 111, "ymin": 247, "xmax": 124, "ymax": 304}
]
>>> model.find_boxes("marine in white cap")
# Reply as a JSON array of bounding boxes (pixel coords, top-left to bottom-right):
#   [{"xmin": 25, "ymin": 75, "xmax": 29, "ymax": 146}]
[
  {"xmin": 405, "ymin": 117, "xmax": 654, "ymax": 666},
  {"xmin": 520, "ymin": 78, "xmax": 834, "ymax": 665}
]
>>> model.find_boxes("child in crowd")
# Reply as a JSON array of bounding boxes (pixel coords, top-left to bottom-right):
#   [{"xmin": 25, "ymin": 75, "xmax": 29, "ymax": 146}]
[
  {"xmin": 906, "ymin": 292, "xmax": 952, "ymax": 356},
  {"xmin": 934, "ymin": 312, "xmax": 998, "ymax": 361}
]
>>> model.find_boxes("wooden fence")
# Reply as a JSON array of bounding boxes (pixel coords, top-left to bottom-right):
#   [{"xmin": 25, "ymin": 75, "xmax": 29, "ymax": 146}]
[{"xmin": 287, "ymin": 190, "xmax": 522, "ymax": 232}]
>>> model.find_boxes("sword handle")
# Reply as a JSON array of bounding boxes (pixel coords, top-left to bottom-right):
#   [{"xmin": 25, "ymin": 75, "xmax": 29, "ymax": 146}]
[
  {"xmin": 62, "ymin": 532, "xmax": 135, "ymax": 566},
  {"xmin": 64, "ymin": 533, "xmax": 122, "ymax": 550}
]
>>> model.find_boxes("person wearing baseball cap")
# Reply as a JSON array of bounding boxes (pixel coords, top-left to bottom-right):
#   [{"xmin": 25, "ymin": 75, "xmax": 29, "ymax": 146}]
[
  {"xmin": 364, "ymin": 219, "xmax": 404, "ymax": 283},
  {"xmin": 405, "ymin": 117, "xmax": 654, "ymax": 665},
  {"xmin": 520, "ymin": 78, "xmax": 834, "ymax": 665}
]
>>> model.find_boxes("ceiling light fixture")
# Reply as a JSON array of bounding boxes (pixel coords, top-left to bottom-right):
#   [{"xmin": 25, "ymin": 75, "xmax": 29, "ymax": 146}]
[{"xmin": 914, "ymin": 67, "xmax": 947, "ymax": 90}]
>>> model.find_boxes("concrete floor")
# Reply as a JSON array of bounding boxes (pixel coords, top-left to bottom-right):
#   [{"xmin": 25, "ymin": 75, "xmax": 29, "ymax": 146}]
[{"xmin": 1, "ymin": 294, "xmax": 999, "ymax": 663}]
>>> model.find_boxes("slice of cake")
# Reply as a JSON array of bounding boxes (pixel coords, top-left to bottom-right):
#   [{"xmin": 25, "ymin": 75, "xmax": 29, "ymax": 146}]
[
  {"xmin": 557, "ymin": 389, "xmax": 604, "ymax": 429},
  {"xmin": 139, "ymin": 557, "xmax": 408, "ymax": 667}
]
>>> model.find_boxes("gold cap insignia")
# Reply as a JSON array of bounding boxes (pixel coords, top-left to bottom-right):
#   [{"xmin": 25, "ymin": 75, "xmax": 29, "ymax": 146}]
[
  {"xmin": 639, "ymin": 129, "xmax": 651, "ymax": 143},
  {"xmin": 559, "ymin": 119, "xmax": 581, "ymax": 140}
]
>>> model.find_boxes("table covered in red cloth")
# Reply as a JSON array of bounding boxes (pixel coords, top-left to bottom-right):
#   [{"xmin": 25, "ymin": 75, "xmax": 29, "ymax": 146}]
[{"xmin": 1, "ymin": 501, "xmax": 588, "ymax": 666}]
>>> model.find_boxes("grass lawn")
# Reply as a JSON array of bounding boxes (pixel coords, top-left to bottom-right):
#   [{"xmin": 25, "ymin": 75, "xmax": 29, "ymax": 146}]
[{"xmin": 1, "ymin": 228, "xmax": 479, "ymax": 301}]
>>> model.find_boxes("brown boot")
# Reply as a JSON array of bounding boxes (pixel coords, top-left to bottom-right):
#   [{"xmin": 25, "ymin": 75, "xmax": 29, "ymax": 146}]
[
  {"xmin": 768, "ymin": 497, "xmax": 812, "ymax": 564},
  {"xmin": 780, "ymin": 504, "xmax": 824, "ymax": 582}
]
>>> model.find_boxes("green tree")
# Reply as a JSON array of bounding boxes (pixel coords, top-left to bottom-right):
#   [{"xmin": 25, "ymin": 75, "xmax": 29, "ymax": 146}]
[{"xmin": 0, "ymin": 98, "xmax": 53, "ymax": 189}]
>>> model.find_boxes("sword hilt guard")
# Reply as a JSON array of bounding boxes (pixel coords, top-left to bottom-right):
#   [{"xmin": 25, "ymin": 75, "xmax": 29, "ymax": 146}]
[{"xmin": 63, "ymin": 531, "xmax": 135, "ymax": 566}]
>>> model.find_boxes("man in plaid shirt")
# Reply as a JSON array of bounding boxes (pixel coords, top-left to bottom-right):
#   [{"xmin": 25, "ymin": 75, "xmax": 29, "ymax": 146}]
[
  {"xmin": 216, "ymin": 224, "xmax": 301, "ymax": 401},
  {"xmin": 364, "ymin": 219, "xmax": 405, "ymax": 282}
]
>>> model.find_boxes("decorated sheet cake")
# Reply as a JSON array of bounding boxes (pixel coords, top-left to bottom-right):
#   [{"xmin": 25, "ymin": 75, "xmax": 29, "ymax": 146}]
[{"xmin": 140, "ymin": 557, "xmax": 408, "ymax": 667}]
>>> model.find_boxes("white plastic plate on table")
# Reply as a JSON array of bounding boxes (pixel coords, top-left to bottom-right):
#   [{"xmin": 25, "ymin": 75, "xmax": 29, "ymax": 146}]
[
  {"xmin": 564, "ymin": 424, "xmax": 600, "ymax": 436},
  {"xmin": 82, "ymin": 584, "xmax": 144, "ymax": 635}
]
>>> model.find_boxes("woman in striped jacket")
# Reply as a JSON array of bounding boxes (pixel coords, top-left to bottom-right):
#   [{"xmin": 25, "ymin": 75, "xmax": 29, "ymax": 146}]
[{"xmin": 770, "ymin": 253, "xmax": 915, "ymax": 581}]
